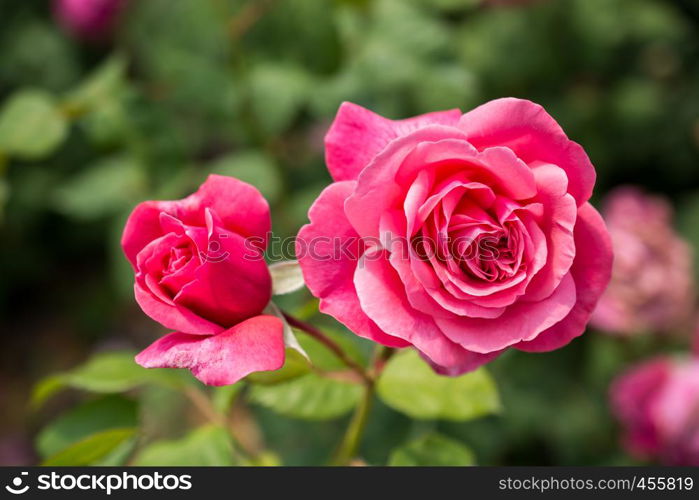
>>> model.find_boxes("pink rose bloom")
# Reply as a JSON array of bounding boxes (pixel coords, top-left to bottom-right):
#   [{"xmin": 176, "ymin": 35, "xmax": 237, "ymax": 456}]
[
  {"xmin": 297, "ymin": 99, "xmax": 612, "ymax": 375},
  {"xmin": 54, "ymin": 0, "xmax": 127, "ymax": 41},
  {"xmin": 591, "ymin": 187, "xmax": 694, "ymax": 336},
  {"xmin": 122, "ymin": 175, "xmax": 284, "ymax": 386},
  {"xmin": 611, "ymin": 357, "xmax": 699, "ymax": 465}
]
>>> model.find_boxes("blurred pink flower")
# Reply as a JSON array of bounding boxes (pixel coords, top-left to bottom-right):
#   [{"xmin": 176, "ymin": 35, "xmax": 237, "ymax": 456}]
[
  {"xmin": 611, "ymin": 356, "xmax": 699, "ymax": 465},
  {"xmin": 53, "ymin": 0, "xmax": 127, "ymax": 41},
  {"xmin": 591, "ymin": 187, "xmax": 694, "ymax": 336}
]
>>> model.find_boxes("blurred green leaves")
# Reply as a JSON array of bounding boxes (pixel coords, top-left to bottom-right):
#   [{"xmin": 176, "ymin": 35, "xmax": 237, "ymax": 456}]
[
  {"xmin": 0, "ymin": 90, "xmax": 68, "ymax": 160},
  {"xmin": 42, "ymin": 428, "xmax": 137, "ymax": 467},
  {"xmin": 32, "ymin": 351, "xmax": 193, "ymax": 408},
  {"xmin": 250, "ymin": 373, "xmax": 362, "ymax": 421},
  {"xmin": 249, "ymin": 63, "xmax": 311, "ymax": 136},
  {"xmin": 64, "ymin": 55, "xmax": 128, "ymax": 116},
  {"xmin": 208, "ymin": 151, "xmax": 281, "ymax": 203},
  {"xmin": 52, "ymin": 154, "xmax": 146, "ymax": 219},
  {"xmin": 37, "ymin": 396, "xmax": 138, "ymax": 459},
  {"xmin": 133, "ymin": 426, "xmax": 236, "ymax": 466},
  {"xmin": 377, "ymin": 350, "xmax": 500, "ymax": 421},
  {"xmin": 388, "ymin": 433, "xmax": 475, "ymax": 466}
]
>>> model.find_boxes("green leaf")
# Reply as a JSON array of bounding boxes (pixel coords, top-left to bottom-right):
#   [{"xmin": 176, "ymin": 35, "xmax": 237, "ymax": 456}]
[
  {"xmin": 377, "ymin": 350, "xmax": 500, "ymax": 421},
  {"xmin": 269, "ymin": 260, "xmax": 305, "ymax": 295},
  {"xmin": 247, "ymin": 348, "xmax": 311, "ymax": 385},
  {"xmin": 42, "ymin": 428, "xmax": 136, "ymax": 466},
  {"xmin": 133, "ymin": 426, "xmax": 235, "ymax": 466},
  {"xmin": 64, "ymin": 54, "xmax": 128, "ymax": 114},
  {"xmin": 207, "ymin": 151, "xmax": 281, "ymax": 203},
  {"xmin": 52, "ymin": 154, "xmax": 146, "ymax": 219},
  {"xmin": 242, "ymin": 451, "xmax": 282, "ymax": 467},
  {"xmin": 31, "ymin": 375, "xmax": 66, "ymax": 409},
  {"xmin": 263, "ymin": 302, "xmax": 309, "ymax": 361},
  {"xmin": 388, "ymin": 433, "xmax": 475, "ymax": 466},
  {"xmin": 32, "ymin": 351, "xmax": 193, "ymax": 407},
  {"xmin": 64, "ymin": 351, "xmax": 187, "ymax": 393},
  {"xmin": 0, "ymin": 90, "xmax": 68, "ymax": 159},
  {"xmin": 297, "ymin": 329, "xmax": 366, "ymax": 372},
  {"xmin": 249, "ymin": 373, "xmax": 362, "ymax": 420},
  {"xmin": 248, "ymin": 63, "xmax": 310, "ymax": 135},
  {"xmin": 37, "ymin": 395, "xmax": 138, "ymax": 458}
]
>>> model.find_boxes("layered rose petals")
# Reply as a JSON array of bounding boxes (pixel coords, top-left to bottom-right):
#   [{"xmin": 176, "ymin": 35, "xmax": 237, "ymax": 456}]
[
  {"xmin": 298, "ymin": 99, "xmax": 612, "ymax": 375},
  {"xmin": 123, "ymin": 175, "xmax": 282, "ymax": 385}
]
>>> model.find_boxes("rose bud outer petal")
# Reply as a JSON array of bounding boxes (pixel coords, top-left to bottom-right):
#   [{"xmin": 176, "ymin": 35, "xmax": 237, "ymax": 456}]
[
  {"xmin": 121, "ymin": 175, "xmax": 271, "ymax": 266},
  {"xmin": 181, "ymin": 175, "xmax": 271, "ymax": 251},
  {"xmin": 325, "ymin": 101, "xmax": 462, "ymax": 182},
  {"xmin": 135, "ymin": 315, "xmax": 285, "ymax": 386},
  {"xmin": 134, "ymin": 283, "xmax": 224, "ymax": 336}
]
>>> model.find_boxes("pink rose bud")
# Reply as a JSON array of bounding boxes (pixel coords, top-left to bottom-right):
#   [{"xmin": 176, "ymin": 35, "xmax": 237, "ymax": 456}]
[
  {"xmin": 611, "ymin": 356, "xmax": 699, "ymax": 465},
  {"xmin": 296, "ymin": 99, "xmax": 612, "ymax": 375},
  {"xmin": 591, "ymin": 187, "xmax": 694, "ymax": 336},
  {"xmin": 122, "ymin": 175, "xmax": 284, "ymax": 386},
  {"xmin": 53, "ymin": 0, "xmax": 127, "ymax": 41}
]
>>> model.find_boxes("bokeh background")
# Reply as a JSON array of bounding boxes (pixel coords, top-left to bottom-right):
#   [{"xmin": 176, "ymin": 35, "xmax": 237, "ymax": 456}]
[{"xmin": 2, "ymin": 0, "xmax": 699, "ymax": 466}]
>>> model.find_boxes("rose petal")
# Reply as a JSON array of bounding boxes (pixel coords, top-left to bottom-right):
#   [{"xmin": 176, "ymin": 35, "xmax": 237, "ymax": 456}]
[
  {"xmin": 345, "ymin": 127, "xmax": 472, "ymax": 238},
  {"xmin": 134, "ymin": 282, "xmax": 223, "ymax": 336},
  {"xmin": 354, "ymin": 248, "xmax": 498, "ymax": 367},
  {"xmin": 421, "ymin": 349, "xmax": 502, "ymax": 377},
  {"xmin": 173, "ymin": 216, "xmax": 271, "ymax": 328},
  {"xmin": 434, "ymin": 273, "xmax": 577, "ymax": 353},
  {"xmin": 122, "ymin": 175, "xmax": 271, "ymax": 266},
  {"xmin": 520, "ymin": 163, "xmax": 577, "ymax": 302},
  {"xmin": 135, "ymin": 315, "xmax": 285, "ymax": 386},
  {"xmin": 516, "ymin": 202, "xmax": 612, "ymax": 352},
  {"xmin": 457, "ymin": 98, "xmax": 595, "ymax": 206},
  {"xmin": 325, "ymin": 101, "xmax": 461, "ymax": 182},
  {"xmin": 296, "ymin": 181, "xmax": 409, "ymax": 348}
]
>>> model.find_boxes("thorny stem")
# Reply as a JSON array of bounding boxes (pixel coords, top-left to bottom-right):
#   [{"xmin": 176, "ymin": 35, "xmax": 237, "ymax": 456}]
[
  {"xmin": 282, "ymin": 313, "xmax": 395, "ymax": 465},
  {"xmin": 282, "ymin": 312, "xmax": 372, "ymax": 385}
]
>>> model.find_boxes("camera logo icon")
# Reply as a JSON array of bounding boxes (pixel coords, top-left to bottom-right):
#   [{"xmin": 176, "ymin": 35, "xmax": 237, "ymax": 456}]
[{"xmin": 5, "ymin": 472, "xmax": 29, "ymax": 495}]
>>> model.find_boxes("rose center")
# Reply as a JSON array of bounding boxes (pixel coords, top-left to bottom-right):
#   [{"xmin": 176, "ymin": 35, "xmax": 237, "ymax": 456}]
[{"xmin": 162, "ymin": 243, "xmax": 195, "ymax": 277}]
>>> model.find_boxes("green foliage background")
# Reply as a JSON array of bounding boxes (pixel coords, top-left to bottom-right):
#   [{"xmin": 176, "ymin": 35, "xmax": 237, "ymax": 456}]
[{"xmin": 1, "ymin": 0, "xmax": 699, "ymax": 466}]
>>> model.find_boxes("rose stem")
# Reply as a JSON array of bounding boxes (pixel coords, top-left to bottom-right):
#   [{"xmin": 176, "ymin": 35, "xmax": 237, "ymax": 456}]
[
  {"xmin": 330, "ymin": 379, "xmax": 375, "ymax": 466},
  {"xmin": 183, "ymin": 385, "xmax": 254, "ymax": 463},
  {"xmin": 282, "ymin": 312, "xmax": 372, "ymax": 385}
]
